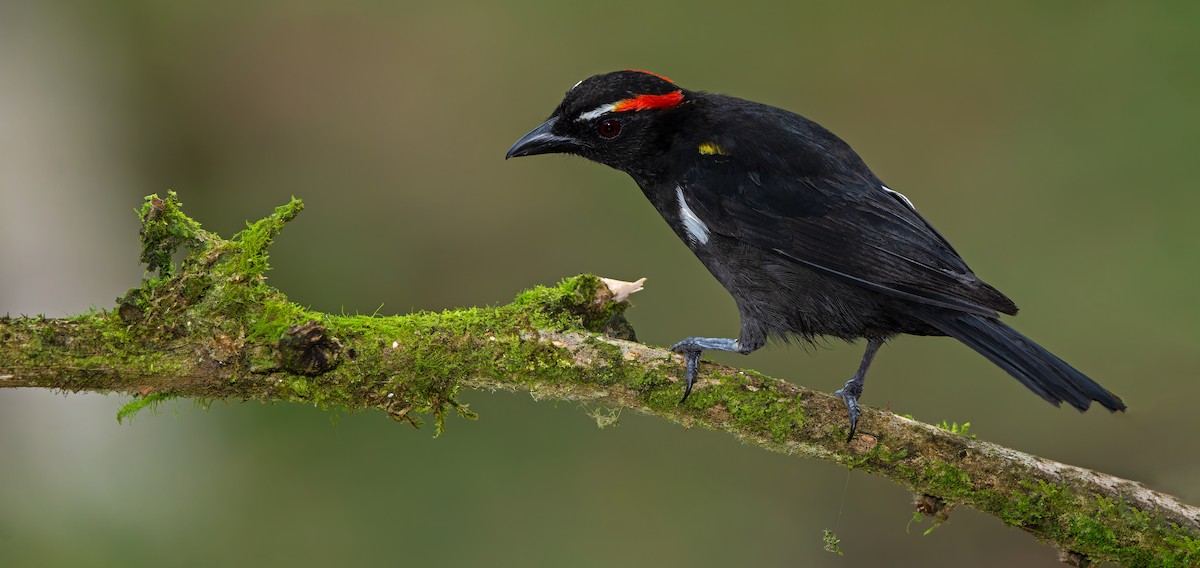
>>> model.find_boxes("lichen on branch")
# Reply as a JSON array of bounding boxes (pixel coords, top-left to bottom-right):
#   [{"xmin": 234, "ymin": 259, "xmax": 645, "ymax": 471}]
[{"xmin": 1, "ymin": 193, "xmax": 1197, "ymax": 567}]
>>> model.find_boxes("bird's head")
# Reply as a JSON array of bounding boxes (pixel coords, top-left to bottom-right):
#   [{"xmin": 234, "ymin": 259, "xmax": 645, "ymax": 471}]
[{"xmin": 505, "ymin": 70, "xmax": 688, "ymax": 173}]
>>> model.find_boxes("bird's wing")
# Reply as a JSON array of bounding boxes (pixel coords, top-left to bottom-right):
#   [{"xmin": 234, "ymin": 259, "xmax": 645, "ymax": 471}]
[{"xmin": 680, "ymin": 165, "xmax": 1017, "ymax": 317}]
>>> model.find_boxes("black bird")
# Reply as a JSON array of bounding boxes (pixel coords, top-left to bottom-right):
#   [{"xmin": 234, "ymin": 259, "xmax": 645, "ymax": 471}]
[{"xmin": 506, "ymin": 70, "xmax": 1125, "ymax": 439}]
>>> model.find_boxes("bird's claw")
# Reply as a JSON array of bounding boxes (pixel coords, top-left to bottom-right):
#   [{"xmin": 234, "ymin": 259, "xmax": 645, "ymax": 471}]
[
  {"xmin": 670, "ymin": 337, "xmax": 743, "ymax": 403},
  {"xmin": 835, "ymin": 386, "xmax": 862, "ymax": 442},
  {"xmin": 671, "ymin": 344, "xmax": 701, "ymax": 403}
]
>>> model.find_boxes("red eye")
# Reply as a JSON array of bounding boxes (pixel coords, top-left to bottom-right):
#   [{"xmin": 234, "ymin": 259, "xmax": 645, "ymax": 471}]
[{"xmin": 598, "ymin": 119, "xmax": 622, "ymax": 139}]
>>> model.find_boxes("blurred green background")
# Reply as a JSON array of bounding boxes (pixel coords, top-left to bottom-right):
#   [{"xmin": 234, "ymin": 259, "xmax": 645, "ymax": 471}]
[{"xmin": 2, "ymin": 1, "xmax": 1198, "ymax": 566}]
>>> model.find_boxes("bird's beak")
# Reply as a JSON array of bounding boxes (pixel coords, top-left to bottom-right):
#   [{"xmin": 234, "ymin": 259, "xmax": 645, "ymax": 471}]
[{"xmin": 505, "ymin": 117, "xmax": 579, "ymax": 159}]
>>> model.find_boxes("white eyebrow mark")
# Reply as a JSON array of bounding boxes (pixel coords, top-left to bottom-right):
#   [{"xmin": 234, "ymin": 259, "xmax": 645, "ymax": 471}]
[
  {"xmin": 676, "ymin": 186, "xmax": 709, "ymax": 245},
  {"xmin": 570, "ymin": 79, "xmax": 583, "ymax": 91},
  {"xmin": 577, "ymin": 103, "xmax": 617, "ymax": 122},
  {"xmin": 882, "ymin": 185, "xmax": 916, "ymax": 211}
]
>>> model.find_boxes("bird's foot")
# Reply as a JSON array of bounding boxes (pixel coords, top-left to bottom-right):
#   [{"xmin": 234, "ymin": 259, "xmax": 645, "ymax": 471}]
[
  {"xmin": 834, "ymin": 379, "xmax": 864, "ymax": 442},
  {"xmin": 668, "ymin": 337, "xmax": 741, "ymax": 403},
  {"xmin": 669, "ymin": 339, "xmax": 704, "ymax": 403}
]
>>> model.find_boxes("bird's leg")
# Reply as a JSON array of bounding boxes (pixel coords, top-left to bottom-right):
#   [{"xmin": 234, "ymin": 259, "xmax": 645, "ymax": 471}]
[
  {"xmin": 669, "ymin": 337, "xmax": 756, "ymax": 402},
  {"xmin": 835, "ymin": 338, "xmax": 884, "ymax": 442}
]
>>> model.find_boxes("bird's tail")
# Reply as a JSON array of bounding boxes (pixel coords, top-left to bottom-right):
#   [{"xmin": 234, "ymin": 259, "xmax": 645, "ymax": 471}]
[{"xmin": 913, "ymin": 310, "xmax": 1126, "ymax": 412}]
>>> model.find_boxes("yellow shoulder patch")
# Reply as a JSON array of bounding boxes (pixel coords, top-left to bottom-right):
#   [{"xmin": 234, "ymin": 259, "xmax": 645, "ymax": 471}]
[{"xmin": 698, "ymin": 142, "xmax": 726, "ymax": 156}]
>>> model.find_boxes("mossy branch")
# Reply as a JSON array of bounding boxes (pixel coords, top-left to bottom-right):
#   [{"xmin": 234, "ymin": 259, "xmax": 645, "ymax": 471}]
[{"xmin": 1, "ymin": 193, "xmax": 1196, "ymax": 566}]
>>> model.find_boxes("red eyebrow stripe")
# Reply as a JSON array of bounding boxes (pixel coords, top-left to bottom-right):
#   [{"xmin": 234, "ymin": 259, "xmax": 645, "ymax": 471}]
[
  {"xmin": 612, "ymin": 90, "xmax": 685, "ymax": 113},
  {"xmin": 627, "ymin": 69, "xmax": 673, "ymax": 83}
]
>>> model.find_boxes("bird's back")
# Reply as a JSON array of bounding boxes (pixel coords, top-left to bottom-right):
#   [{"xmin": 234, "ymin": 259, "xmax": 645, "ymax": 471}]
[{"xmin": 634, "ymin": 92, "xmax": 1018, "ymax": 342}]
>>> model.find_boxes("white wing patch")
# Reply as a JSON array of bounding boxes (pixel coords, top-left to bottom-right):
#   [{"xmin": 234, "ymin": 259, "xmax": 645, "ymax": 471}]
[
  {"xmin": 676, "ymin": 186, "xmax": 710, "ymax": 245},
  {"xmin": 577, "ymin": 103, "xmax": 616, "ymax": 122},
  {"xmin": 882, "ymin": 185, "xmax": 916, "ymax": 211}
]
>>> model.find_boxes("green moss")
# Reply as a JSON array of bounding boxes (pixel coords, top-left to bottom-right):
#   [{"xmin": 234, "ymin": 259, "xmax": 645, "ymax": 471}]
[
  {"xmin": 512, "ymin": 274, "xmax": 631, "ymax": 332},
  {"xmin": 310, "ymin": 307, "xmax": 525, "ymax": 432},
  {"xmin": 847, "ymin": 440, "xmax": 910, "ymax": 470},
  {"xmin": 934, "ymin": 420, "xmax": 974, "ymax": 438},
  {"xmin": 311, "ymin": 275, "xmax": 805, "ymax": 441},
  {"xmin": 220, "ymin": 197, "xmax": 303, "ymax": 282},
  {"xmin": 998, "ymin": 480, "xmax": 1069, "ymax": 528},
  {"xmin": 920, "ymin": 460, "xmax": 976, "ymax": 501},
  {"xmin": 900, "ymin": 459, "xmax": 1200, "ymax": 565},
  {"xmin": 822, "ymin": 528, "xmax": 844, "ymax": 556},
  {"xmin": 91, "ymin": 194, "xmax": 316, "ymax": 420},
  {"xmin": 317, "ymin": 280, "xmax": 648, "ymax": 428},
  {"xmin": 138, "ymin": 191, "xmax": 204, "ymax": 279},
  {"xmin": 586, "ymin": 406, "xmax": 621, "ymax": 429},
  {"xmin": 17, "ymin": 309, "xmax": 184, "ymax": 391},
  {"xmin": 245, "ymin": 299, "xmax": 321, "ymax": 343},
  {"xmin": 1060, "ymin": 496, "xmax": 1200, "ymax": 567},
  {"xmin": 117, "ymin": 392, "xmax": 172, "ymax": 424},
  {"xmin": 626, "ymin": 363, "xmax": 806, "ymax": 442},
  {"xmin": 723, "ymin": 387, "xmax": 805, "ymax": 442}
]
